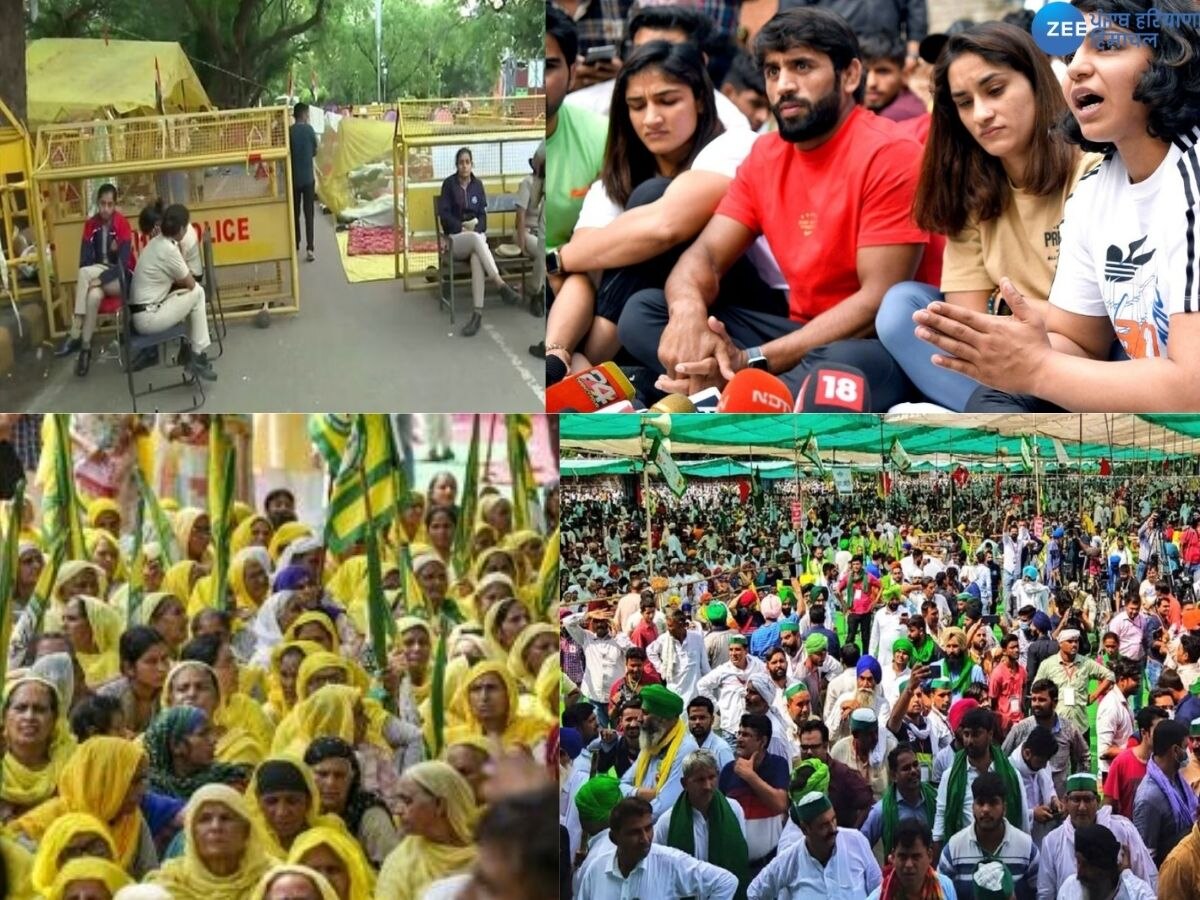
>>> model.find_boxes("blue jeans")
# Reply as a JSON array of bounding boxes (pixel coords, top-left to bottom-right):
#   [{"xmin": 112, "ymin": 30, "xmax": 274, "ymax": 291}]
[{"xmin": 875, "ymin": 281, "xmax": 983, "ymax": 411}]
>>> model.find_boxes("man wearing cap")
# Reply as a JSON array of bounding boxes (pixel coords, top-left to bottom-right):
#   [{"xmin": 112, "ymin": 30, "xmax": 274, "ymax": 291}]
[
  {"xmin": 647, "ymin": 606, "xmax": 711, "ymax": 703},
  {"xmin": 831, "ymin": 707, "xmax": 897, "ymax": 802},
  {"xmin": 799, "ymin": 595, "xmax": 839, "ymax": 655},
  {"xmin": 827, "ymin": 654, "xmax": 889, "ymax": 743},
  {"xmin": 1033, "ymin": 631, "xmax": 1114, "ymax": 737},
  {"xmin": 1021, "ymin": 613, "xmax": 1059, "ymax": 701},
  {"xmin": 838, "ymin": 556, "xmax": 881, "ymax": 653},
  {"xmin": 778, "ymin": 619, "xmax": 805, "ymax": 675},
  {"xmin": 746, "ymin": 789, "xmax": 881, "ymax": 900},
  {"xmin": 799, "ymin": 631, "xmax": 844, "ymax": 714},
  {"xmin": 1037, "ymin": 773, "xmax": 1156, "ymax": 900},
  {"xmin": 881, "ymin": 637, "xmax": 913, "ymax": 709},
  {"xmin": 655, "ymin": 749, "xmax": 749, "ymax": 895},
  {"xmin": 573, "ymin": 772, "xmax": 623, "ymax": 879},
  {"xmin": 749, "ymin": 594, "xmax": 788, "ymax": 659},
  {"xmin": 933, "ymin": 707, "xmax": 1027, "ymax": 848},
  {"xmin": 1013, "ymin": 566, "xmax": 1051, "ymax": 618},
  {"xmin": 784, "ymin": 682, "xmax": 818, "ymax": 748},
  {"xmin": 868, "ymin": 584, "xmax": 911, "ymax": 662},
  {"xmin": 703, "ymin": 601, "xmax": 734, "ymax": 669},
  {"xmin": 937, "ymin": 772, "xmax": 1039, "ymax": 899},
  {"xmin": 1058, "ymin": 823, "xmax": 1156, "ymax": 900},
  {"xmin": 620, "ymin": 684, "xmax": 700, "ymax": 822},
  {"xmin": 576, "ymin": 797, "xmax": 739, "ymax": 899},
  {"xmin": 564, "ymin": 607, "xmax": 634, "ymax": 729},
  {"xmin": 697, "ymin": 634, "xmax": 767, "ymax": 742},
  {"xmin": 718, "ymin": 713, "xmax": 789, "ymax": 878}
]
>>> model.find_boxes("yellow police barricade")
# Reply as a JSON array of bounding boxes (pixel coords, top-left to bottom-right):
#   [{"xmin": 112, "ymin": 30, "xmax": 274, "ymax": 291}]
[
  {"xmin": 0, "ymin": 98, "xmax": 55, "ymax": 362},
  {"xmin": 32, "ymin": 106, "xmax": 300, "ymax": 337},
  {"xmin": 390, "ymin": 96, "xmax": 544, "ymax": 290}
]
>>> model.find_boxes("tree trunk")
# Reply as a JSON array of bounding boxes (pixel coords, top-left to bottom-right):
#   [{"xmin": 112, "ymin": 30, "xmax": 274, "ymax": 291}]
[{"xmin": 0, "ymin": 0, "xmax": 27, "ymax": 126}]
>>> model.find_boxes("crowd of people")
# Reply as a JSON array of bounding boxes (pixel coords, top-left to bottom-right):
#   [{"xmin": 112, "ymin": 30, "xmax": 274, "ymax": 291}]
[
  {"xmin": 559, "ymin": 470, "xmax": 1200, "ymax": 898},
  {"xmin": 0, "ymin": 413, "xmax": 561, "ymax": 900},
  {"xmin": 544, "ymin": 0, "xmax": 1200, "ymax": 411}
]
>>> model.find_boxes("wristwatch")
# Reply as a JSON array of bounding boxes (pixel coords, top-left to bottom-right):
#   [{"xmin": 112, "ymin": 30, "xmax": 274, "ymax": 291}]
[
  {"xmin": 744, "ymin": 346, "xmax": 769, "ymax": 371},
  {"xmin": 546, "ymin": 248, "xmax": 562, "ymax": 276}
]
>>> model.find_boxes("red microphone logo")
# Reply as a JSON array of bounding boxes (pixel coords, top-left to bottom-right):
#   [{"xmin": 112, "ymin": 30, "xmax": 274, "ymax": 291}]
[{"xmin": 815, "ymin": 370, "xmax": 865, "ymax": 411}]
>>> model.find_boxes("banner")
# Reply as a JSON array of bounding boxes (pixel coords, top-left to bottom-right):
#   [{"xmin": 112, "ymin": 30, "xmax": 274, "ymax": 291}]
[
  {"xmin": 1052, "ymin": 438, "xmax": 1070, "ymax": 467},
  {"xmin": 832, "ymin": 468, "xmax": 854, "ymax": 495},
  {"xmin": 650, "ymin": 438, "xmax": 686, "ymax": 499}
]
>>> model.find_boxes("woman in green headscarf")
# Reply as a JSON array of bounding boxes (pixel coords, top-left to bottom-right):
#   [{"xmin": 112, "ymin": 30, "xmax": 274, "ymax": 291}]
[{"xmin": 144, "ymin": 706, "xmax": 251, "ymax": 799}]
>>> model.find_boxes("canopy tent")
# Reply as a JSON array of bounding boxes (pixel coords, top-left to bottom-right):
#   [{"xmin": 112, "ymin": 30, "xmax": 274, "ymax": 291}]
[
  {"xmin": 560, "ymin": 414, "xmax": 1200, "ymax": 470},
  {"xmin": 559, "ymin": 456, "xmax": 1043, "ymax": 478},
  {"xmin": 26, "ymin": 40, "xmax": 213, "ymax": 124}
]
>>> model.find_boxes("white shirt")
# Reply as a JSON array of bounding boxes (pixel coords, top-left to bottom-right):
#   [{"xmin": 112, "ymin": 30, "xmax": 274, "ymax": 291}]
[
  {"xmin": 565, "ymin": 77, "xmax": 749, "ymax": 132},
  {"xmin": 700, "ymin": 730, "xmax": 736, "ymax": 772},
  {"xmin": 868, "ymin": 605, "xmax": 911, "ymax": 660},
  {"xmin": 1036, "ymin": 806, "xmax": 1157, "ymax": 900},
  {"xmin": 1013, "ymin": 579, "xmax": 1052, "ymax": 615},
  {"xmin": 620, "ymin": 730, "xmax": 700, "ymax": 822},
  {"xmin": 647, "ymin": 628, "xmax": 711, "ymax": 702},
  {"xmin": 577, "ymin": 842, "xmax": 738, "ymax": 900},
  {"xmin": 1057, "ymin": 871, "xmax": 1156, "ymax": 900},
  {"xmin": 1096, "ymin": 689, "xmax": 1135, "ymax": 778},
  {"xmin": 696, "ymin": 657, "xmax": 768, "ymax": 732},
  {"xmin": 1008, "ymin": 748, "xmax": 1051, "ymax": 841},
  {"xmin": 178, "ymin": 224, "xmax": 203, "ymax": 277},
  {"xmin": 651, "ymin": 795, "xmax": 747, "ymax": 859},
  {"xmin": 563, "ymin": 613, "xmax": 633, "ymax": 702},
  {"xmin": 747, "ymin": 828, "xmax": 882, "ymax": 900},
  {"xmin": 131, "ymin": 234, "xmax": 190, "ymax": 306},
  {"xmin": 933, "ymin": 753, "xmax": 1028, "ymax": 842},
  {"xmin": 1050, "ymin": 127, "xmax": 1200, "ymax": 361}
]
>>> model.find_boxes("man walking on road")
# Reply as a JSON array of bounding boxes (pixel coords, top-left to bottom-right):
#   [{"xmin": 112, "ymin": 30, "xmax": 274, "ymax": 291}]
[{"xmin": 290, "ymin": 102, "xmax": 319, "ymax": 262}]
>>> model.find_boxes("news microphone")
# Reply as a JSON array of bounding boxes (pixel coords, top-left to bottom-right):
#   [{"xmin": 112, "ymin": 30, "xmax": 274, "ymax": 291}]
[
  {"xmin": 716, "ymin": 368, "xmax": 794, "ymax": 412},
  {"xmin": 795, "ymin": 363, "xmax": 872, "ymax": 412},
  {"xmin": 649, "ymin": 394, "xmax": 696, "ymax": 413},
  {"xmin": 546, "ymin": 362, "xmax": 636, "ymax": 413}
]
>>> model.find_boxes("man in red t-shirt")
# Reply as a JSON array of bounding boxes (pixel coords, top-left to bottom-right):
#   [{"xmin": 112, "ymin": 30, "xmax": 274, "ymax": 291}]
[
  {"xmin": 1103, "ymin": 706, "xmax": 1169, "ymax": 818},
  {"xmin": 618, "ymin": 7, "xmax": 940, "ymax": 409}
]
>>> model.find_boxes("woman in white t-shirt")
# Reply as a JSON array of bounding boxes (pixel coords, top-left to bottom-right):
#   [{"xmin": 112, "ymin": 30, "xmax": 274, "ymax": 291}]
[
  {"xmin": 913, "ymin": 0, "xmax": 1200, "ymax": 411},
  {"xmin": 130, "ymin": 203, "xmax": 216, "ymax": 382},
  {"xmin": 875, "ymin": 22, "xmax": 1102, "ymax": 411},
  {"xmin": 545, "ymin": 40, "xmax": 724, "ymax": 386}
]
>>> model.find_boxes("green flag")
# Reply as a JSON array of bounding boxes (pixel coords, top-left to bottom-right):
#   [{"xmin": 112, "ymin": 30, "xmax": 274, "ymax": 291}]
[
  {"xmin": 362, "ymin": 480, "xmax": 389, "ymax": 676},
  {"xmin": 326, "ymin": 415, "xmax": 398, "ymax": 554},
  {"xmin": 537, "ymin": 528, "xmax": 559, "ymax": 621},
  {"xmin": 1020, "ymin": 437, "xmax": 1034, "ymax": 473},
  {"xmin": 429, "ymin": 613, "xmax": 449, "ymax": 757},
  {"xmin": 799, "ymin": 434, "xmax": 824, "ymax": 475},
  {"xmin": 126, "ymin": 490, "xmax": 147, "ymax": 625},
  {"xmin": 133, "ymin": 468, "xmax": 178, "ymax": 565},
  {"xmin": 308, "ymin": 414, "xmax": 353, "ymax": 478},
  {"xmin": 208, "ymin": 417, "xmax": 236, "ymax": 613},
  {"xmin": 0, "ymin": 480, "xmax": 26, "ymax": 684},
  {"xmin": 41, "ymin": 415, "xmax": 85, "ymax": 560},
  {"xmin": 890, "ymin": 438, "xmax": 912, "ymax": 473},
  {"xmin": 452, "ymin": 415, "xmax": 482, "ymax": 579},
  {"xmin": 506, "ymin": 415, "xmax": 537, "ymax": 532}
]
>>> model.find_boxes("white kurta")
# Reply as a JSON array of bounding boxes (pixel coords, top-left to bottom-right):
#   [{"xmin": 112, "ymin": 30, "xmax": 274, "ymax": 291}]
[
  {"xmin": 577, "ymin": 843, "xmax": 739, "ymax": 899},
  {"xmin": 651, "ymin": 795, "xmax": 747, "ymax": 859},
  {"xmin": 648, "ymin": 629, "xmax": 712, "ymax": 702},
  {"xmin": 696, "ymin": 657, "xmax": 768, "ymax": 732},
  {"xmin": 747, "ymin": 828, "xmax": 882, "ymax": 900},
  {"xmin": 1036, "ymin": 806, "xmax": 1157, "ymax": 900},
  {"xmin": 620, "ymin": 731, "xmax": 701, "ymax": 822}
]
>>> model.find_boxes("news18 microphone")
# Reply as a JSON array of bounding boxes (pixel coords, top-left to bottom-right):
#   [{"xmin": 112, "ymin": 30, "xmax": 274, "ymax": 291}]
[
  {"xmin": 716, "ymin": 368, "xmax": 794, "ymax": 412},
  {"xmin": 795, "ymin": 363, "xmax": 872, "ymax": 412},
  {"xmin": 546, "ymin": 362, "xmax": 637, "ymax": 413}
]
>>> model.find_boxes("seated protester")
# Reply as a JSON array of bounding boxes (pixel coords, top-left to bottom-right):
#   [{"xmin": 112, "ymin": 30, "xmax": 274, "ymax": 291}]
[
  {"xmin": 58, "ymin": 183, "xmax": 135, "ymax": 377},
  {"xmin": 130, "ymin": 203, "xmax": 217, "ymax": 383},
  {"xmin": 912, "ymin": 0, "xmax": 1200, "ymax": 412},
  {"xmin": 618, "ymin": 8, "xmax": 941, "ymax": 410},
  {"xmin": 513, "ymin": 143, "xmax": 545, "ymax": 308},
  {"xmin": 859, "ymin": 33, "xmax": 928, "ymax": 123},
  {"xmin": 437, "ymin": 147, "xmax": 521, "ymax": 338},
  {"xmin": 875, "ymin": 22, "xmax": 1104, "ymax": 412},
  {"xmin": 564, "ymin": 6, "xmax": 750, "ymax": 132},
  {"xmin": 719, "ymin": 50, "xmax": 771, "ymax": 131},
  {"xmin": 545, "ymin": 40, "xmax": 725, "ymax": 384}
]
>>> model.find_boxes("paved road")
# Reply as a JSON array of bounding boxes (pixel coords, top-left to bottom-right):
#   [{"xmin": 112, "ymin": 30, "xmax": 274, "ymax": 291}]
[{"xmin": 1, "ymin": 213, "xmax": 545, "ymax": 412}]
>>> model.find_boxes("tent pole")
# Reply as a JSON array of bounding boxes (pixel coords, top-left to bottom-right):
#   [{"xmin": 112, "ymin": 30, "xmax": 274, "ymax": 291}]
[
  {"xmin": 642, "ymin": 426, "xmax": 653, "ymax": 581},
  {"xmin": 1078, "ymin": 415, "xmax": 1083, "ymax": 525}
]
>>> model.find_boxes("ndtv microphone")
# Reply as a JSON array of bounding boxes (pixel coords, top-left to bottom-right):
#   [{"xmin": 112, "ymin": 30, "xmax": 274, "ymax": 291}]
[
  {"xmin": 795, "ymin": 363, "xmax": 872, "ymax": 411},
  {"xmin": 546, "ymin": 362, "xmax": 637, "ymax": 413},
  {"xmin": 716, "ymin": 368, "xmax": 794, "ymax": 412}
]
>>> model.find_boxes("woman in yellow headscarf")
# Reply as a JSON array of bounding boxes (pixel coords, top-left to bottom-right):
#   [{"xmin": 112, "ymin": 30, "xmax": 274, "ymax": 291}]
[
  {"xmin": 534, "ymin": 654, "xmax": 561, "ymax": 720},
  {"xmin": 442, "ymin": 735, "xmax": 493, "ymax": 806},
  {"xmin": 31, "ymin": 813, "xmax": 117, "ymax": 896},
  {"xmin": 61, "ymin": 594, "xmax": 123, "ymax": 687},
  {"xmin": 376, "ymin": 761, "xmax": 478, "ymax": 900},
  {"xmin": 446, "ymin": 660, "xmax": 551, "ymax": 751},
  {"xmin": 389, "ymin": 617, "xmax": 433, "ymax": 723},
  {"xmin": 43, "ymin": 560, "xmax": 106, "ymax": 633},
  {"xmin": 13, "ymin": 736, "xmax": 151, "ymax": 875},
  {"xmin": 173, "ymin": 507, "xmax": 213, "ymax": 565},
  {"xmin": 162, "ymin": 661, "xmax": 265, "ymax": 766},
  {"xmin": 269, "ymin": 522, "xmax": 314, "ymax": 566},
  {"xmin": 467, "ymin": 571, "xmax": 518, "ymax": 627},
  {"xmin": 162, "ymin": 560, "xmax": 201, "ymax": 615},
  {"xmin": 229, "ymin": 547, "xmax": 273, "ymax": 613},
  {"xmin": 283, "ymin": 611, "xmax": 340, "ymax": 653},
  {"xmin": 472, "ymin": 546, "xmax": 519, "ymax": 591},
  {"xmin": 231, "ymin": 512, "xmax": 274, "ymax": 556},
  {"xmin": 251, "ymin": 864, "xmax": 339, "ymax": 900},
  {"xmin": 288, "ymin": 825, "xmax": 376, "ymax": 900},
  {"xmin": 271, "ymin": 684, "xmax": 359, "ymax": 757},
  {"xmin": 264, "ymin": 640, "xmax": 325, "ymax": 724},
  {"xmin": 0, "ymin": 835, "xmax": 34, "ymax": 900},
  {"xmin": 45, "ymin": 858, "xmax": 131, "ymax": 900},
  {"xmin": 482, "ymin": 596, "xmax": 532, "ymax": 662},
  {"xmin": 0, "ymin": 677, "xmax": 76, "ymax": 822},
  {"xmin": 244, "ymin": 756, "xmax": 332, "ymax": 859},
  {"xmin": 505, "ymin": 529, "xmax": 544, "ymax": 581},
  {"xmin": 507, "ymin": 622, "xmax": 558, "ymax": 692},
  {"xmin": 86, "ymin": 497, "xmax": 122, "ymax": 535},
  {"xmin": 85, "ymin": 527, "xmax": 128, "ymax": 598},
  {"xmin": 147, "ymin": 783, "xmax": 277, "ymax": 900},
  {"xmin": 125, "ymin": 590, "xmax": 189, "ymax": 654}
]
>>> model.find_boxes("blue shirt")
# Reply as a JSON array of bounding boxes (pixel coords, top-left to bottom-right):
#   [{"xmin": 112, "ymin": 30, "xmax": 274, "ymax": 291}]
[{"xmin": 861, "ymin": 788, "xmax": 933, "ymax": 850}]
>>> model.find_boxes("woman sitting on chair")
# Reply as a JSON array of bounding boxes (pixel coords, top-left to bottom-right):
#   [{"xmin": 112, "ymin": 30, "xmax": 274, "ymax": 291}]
[
  {"xmin": 57, "ymin": 183, "xmax": 135, "ymax": 377},
  {"xmin": 437, "ymin": 147, "xmax": 520, "ymax": 338},
  {"xmin": 130, "ymin": 203, "xmax": 216, "ymax": 383}
]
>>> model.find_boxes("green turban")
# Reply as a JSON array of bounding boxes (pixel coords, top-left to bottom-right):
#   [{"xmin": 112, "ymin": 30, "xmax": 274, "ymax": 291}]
[
  {"xmin": 804, "ymin": 633, "xmax": 828, "ymax": 654},
  {"xmin": 790, "ymin": 757, "xmax": 830, "ymax": 798},
  {"xmin": 891, "ymin": 637, "xmax": 915, "ymax": 656},
  {"xmin": 640, "ymin": 684, "xmax": 684, "ymax": 719},
  {"xmin": 705, "ymin": 602, "xmax": 728, "ymax": 624},
  {"xmin": 574, "ymin": 773, "xmax": 623, "ymax": 824},
  {"xmin": 779, "ymin": 621, "xmax": 799, "ymax": 634},
  {"xmin": 882, "ymin": 584, "xmax": 903, "ymax": 602},
  {"xmin": 839, "ymin": 539, "xmax": 850, "ymax": 550},
  {"xmin": 784, "ymin": 682, "xmax": 809, "ymax": 700}
]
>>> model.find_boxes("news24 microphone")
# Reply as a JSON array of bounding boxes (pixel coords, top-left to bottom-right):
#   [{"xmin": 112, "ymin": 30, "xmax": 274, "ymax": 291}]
[
  {"xmin": 546, "ymin": 362, "xmax": 637, "ymax": 413},
  {"xmin": 795, "ymin": 363, "xmax": 872, "ymax": 411},
  {"xmin": 716, "ymin": 368, "xmax": 794, "ymax": 412}
]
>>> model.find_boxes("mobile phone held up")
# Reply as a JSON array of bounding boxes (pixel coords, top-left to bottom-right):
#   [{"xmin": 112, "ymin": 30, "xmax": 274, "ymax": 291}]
[{"xmin": 585, "ymin": 44, "xmax": 617, "ymax": 64}]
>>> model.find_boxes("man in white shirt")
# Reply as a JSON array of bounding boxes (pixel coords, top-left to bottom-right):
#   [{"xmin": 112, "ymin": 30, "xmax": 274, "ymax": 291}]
[
  {"xmin": 747, "ymin": 791, "xmax": 881, "ymax": 900},
  {"xmin": 621, "ymin": 685, "xmax": 700, "ymax": 822},
  {"xmin": 647, "ymin": 607, "xmax": 711, "ymax": 702},
  {"xmin": 578, "ymin": 796, "xmax": 738, "ymax": 899},
  {"xmin": 1012, "ymin": 566, "xmax": 1052, "ymax": 617},
  {"xmin": 1007, "ymin": 724, "xmax": 1058, "ymax": 846},
  {"xmin": 563, "ymin": 609, "xmax": 632, "ymax": 728},
  {"xmin": 1002, "ymin": 518, "xmax": 1032, "ymax": 612},
  {"xmin": 1096, "ymin": 657, "xmax": 1139, "ymax": 780},
  {"xmin": 1109, "ymin": 595, "xmax": 1149, "ymax": 662},
  {"xmin": 652, "ymin": 750, "xmax": 747, "ymax": 874},
  {"xmin": 1037, "ymin": 773, "xmax": 1157, "ymax": 900},
  {"xmin": 1056, "ymin": 822, "xmax": 1157, "ymax": 900},
  {"xmin": 868, "ymin": 585, "xmax": 911, "ymax": 660},
  {"xmin": 696, "ymin": 635, "xmax": 767, "ymax": 738}
]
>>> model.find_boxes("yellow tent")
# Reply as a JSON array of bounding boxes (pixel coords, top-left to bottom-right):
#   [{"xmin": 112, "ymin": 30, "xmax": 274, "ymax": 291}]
[
  {"xmin": 315, "ymin": 115, "xmax": 397, "ymax": 218},
  {"xmin": 26, "ymin": 39, "xmax": 213, "ymax": 124}
]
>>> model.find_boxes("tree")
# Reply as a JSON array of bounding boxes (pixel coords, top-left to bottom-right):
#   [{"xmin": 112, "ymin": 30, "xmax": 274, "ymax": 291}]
[{"xmin": 0, "ymin": 0, "xmax": 28, "ymax": 123}]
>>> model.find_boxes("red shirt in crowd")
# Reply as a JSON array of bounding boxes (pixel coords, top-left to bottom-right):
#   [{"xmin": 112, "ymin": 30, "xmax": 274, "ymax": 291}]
[
  {"xmin": 1103, "ymin": 743, "xmax": 1148, "ymax": 819},
  {"xmin": 988, "ymin": 661, "xmax": 1027, "ymax": 736},
  {"xmin": 716, "ymin": 105, "xmax": 941, "ymax": 325}
]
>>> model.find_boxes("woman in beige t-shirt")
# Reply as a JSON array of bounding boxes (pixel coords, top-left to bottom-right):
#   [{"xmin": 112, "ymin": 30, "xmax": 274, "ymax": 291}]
[{"xmin": 875, "ymin": 22, "xmax": 1102, "ymax": 411}]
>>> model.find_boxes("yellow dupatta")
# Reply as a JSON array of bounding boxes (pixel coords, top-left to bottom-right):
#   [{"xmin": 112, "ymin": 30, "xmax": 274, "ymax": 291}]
[
  {"xmin": 243, "ymin": 755, "xmax": 330, "ymax": 859},
  {"xmin": 265, "ymin": 639, "xmax": 326, "ymax": 723},
  {"xmin": 71, "ymin": 594, "xmax": 123, "ymax": 687},
  {"xmin": 0, "ymin": 677, "xmax": 76, "ymax": 809},
  {"xmin": 250, "ymin": 864, "xmax": 340, "ymax": 900},
  {"xmin": 288, "ymin": 825, "xmax": 376, "ymax": 900},
  {"xmin": 30, "ymin": 812, "xmax": 116, "ymax": 895},
  {"xmin": 633, "ymin": 716, "xmax": 687, "ymax": 796},
  {"xmin": 445, "ymin": 660, "xmax": 550, "ymax": 751},
  {"xmin": 271, "ymin": 684, "xmax": 360, "ymax": 757},
  {"xmin": 231, "ymin": 513, "xmax": 273, "ymax": 556},
  {"xmin": 45, "ymin": 858, "xmax": 131, "ymax": 900},
  {"xmin": 162, "ymin": 661, "xmax": 266, "ymax": 766}
]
